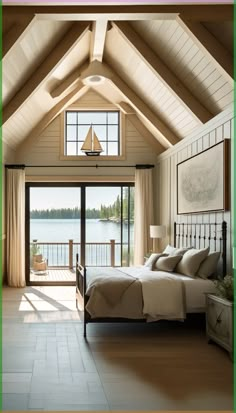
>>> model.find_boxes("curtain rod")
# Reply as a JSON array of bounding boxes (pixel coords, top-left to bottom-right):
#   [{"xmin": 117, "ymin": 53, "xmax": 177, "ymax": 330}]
[{"xmin": 5, "ymin": 164, "xmax": 155, "ymax": 169}]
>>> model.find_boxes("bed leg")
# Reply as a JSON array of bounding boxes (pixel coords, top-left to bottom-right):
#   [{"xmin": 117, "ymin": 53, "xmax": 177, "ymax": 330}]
[{"xmin": 83, "ymin": 318, "xmax": 87, "ymax": 338}]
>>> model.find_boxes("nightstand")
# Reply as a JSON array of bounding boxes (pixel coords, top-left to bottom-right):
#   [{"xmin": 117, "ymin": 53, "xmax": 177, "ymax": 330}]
[{"xmin": 206, "ymin": 293, "xmax": 233, "ymax": 360}]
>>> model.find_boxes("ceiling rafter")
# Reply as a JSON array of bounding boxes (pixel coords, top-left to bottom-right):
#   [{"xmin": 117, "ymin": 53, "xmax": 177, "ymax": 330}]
[
  {"xmin": 117, "ymin": 101, "xmax": 135, "ymax": 115},
  {"xmin": 50, "ymin": 61, "xmax": 89, "ymax": 98},
  {"xmin": 177, "ymin": 15, "xmax": 233, "ymax": 84},
  {"xmin": 17, "ymin": 81, "xmax": 88, "ymax": 153},
  {"xmin": 117, "ymin": 102, "xmax": 164, "ymax": 154},
  {"xmin": 3, "ymin": 14, "xmax": 35, "ymax": 59},
  {"xmin": 112, "ymin": 21, "xmax": 213, "ymax": 124},
  {"xmin": 90, "ymin": 20, "xmax": 108, "ymax": 62},
  {"xmin": 103, "ymin": 63, "xmax": 180, "ymax": 148},
  {"xmin": 3, "ymin": 5, "xmax": 233, "ymax": 22},
  {"xmin": 3, "ymin": 22, "xmax": 91, "ymax": 125}
]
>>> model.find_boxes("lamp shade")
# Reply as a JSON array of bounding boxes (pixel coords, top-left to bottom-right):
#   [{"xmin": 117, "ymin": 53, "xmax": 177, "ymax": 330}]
[{"xmin": 150, "ymin": 225, "xmax": 166, "ymax": 239}]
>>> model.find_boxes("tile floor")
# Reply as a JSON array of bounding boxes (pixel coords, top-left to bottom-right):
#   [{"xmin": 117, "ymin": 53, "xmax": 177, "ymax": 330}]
[{"xmin": 2, "ymin": 286, "xmax": 233, "ymax": 411}]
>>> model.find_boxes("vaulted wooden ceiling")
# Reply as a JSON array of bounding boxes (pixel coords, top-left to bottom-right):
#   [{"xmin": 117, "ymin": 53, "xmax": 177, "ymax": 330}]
[{"xmin": 2, "ymin": 4, "xmax": 233, "ymax": 155}]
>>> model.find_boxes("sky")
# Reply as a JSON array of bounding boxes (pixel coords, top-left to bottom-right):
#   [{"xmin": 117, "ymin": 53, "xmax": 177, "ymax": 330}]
[{"xmin": 30, "ymin": 187, "xmax": 121, "ymax": 210}]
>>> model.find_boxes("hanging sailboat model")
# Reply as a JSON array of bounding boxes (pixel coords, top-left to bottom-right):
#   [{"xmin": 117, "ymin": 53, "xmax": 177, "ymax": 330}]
[{"xmin": 81, "ymin": 126, "xmax": 103, "ymax": 156}]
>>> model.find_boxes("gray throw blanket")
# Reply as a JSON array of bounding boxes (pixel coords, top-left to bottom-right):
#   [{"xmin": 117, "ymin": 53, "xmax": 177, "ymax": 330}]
[{"xmin": 86, "ymin": 267, "xmax": 137, "ymax": 307}]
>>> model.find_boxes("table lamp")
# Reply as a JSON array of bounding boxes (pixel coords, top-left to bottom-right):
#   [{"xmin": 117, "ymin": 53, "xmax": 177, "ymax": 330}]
[{"xmin": 150, "ymin": 225, "xmax": 166, "ymax": 252}]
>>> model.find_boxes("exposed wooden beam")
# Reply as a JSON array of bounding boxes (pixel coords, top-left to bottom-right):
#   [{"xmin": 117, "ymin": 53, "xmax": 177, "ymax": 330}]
[
  {"xmin": 117, "ymin": 101, "xmax": 136, "ymax": 115},
  {"xmin": 117, "ymin": 102, "xmax": 165, "ymax": 155},
  {"xmin": 3, "ymin": 5, "xmax": 233, "ymax": 22},
  {"xmin": 3, "ymin": 15, "xmax": 35, "ymax": 59},
  {"xmin": 177, "ymin": 16, "xmax": 233, "ymax": 84},
  {"xmin": 50, "ymin": 61, "xmax": 89, "ymax": 98},
  {"xmin": 90, "ymin": 20, "xmax": 108, "ymax": 62},
  {"xmin": 17, "ymin": 81, "xmax": 88, "ymax": 153},
  {"xmin": 113, "ymin": 21, "xmax": 212, "ymax": 124},
  {"xmin": 104, "ymin": 64, "xmax": 180, "ymax": 147},
  {"xmin": 3, "ymin": 22, "xmax": 90, "ymax": 125}
]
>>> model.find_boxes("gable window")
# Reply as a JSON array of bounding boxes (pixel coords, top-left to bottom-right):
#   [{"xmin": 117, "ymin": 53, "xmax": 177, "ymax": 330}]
[{"xmin": 65, "ymin": 111, "xmax": 120, "ymax": 156}]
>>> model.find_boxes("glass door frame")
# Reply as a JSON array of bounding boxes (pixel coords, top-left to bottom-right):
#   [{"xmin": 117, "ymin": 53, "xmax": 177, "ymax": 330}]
[
  {"xmin": 25, "ymin": 182, "xmax": 82, "ymax": 286},
  {"xmin": 25, "ymin": 182, "xmax": 134, "ymax": 286}
]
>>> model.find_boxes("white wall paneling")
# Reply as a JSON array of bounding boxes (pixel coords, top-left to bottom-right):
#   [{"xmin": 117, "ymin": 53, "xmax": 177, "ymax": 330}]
[{"xmin": 156, "ymin": 105, "xmax": 233, "ymax": 273}]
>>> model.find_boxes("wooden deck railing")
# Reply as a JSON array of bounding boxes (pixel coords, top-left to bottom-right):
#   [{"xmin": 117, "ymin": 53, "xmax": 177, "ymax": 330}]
[{"xmin": 30, "ymin": 240, "xmax": 124, "ymax": 268}]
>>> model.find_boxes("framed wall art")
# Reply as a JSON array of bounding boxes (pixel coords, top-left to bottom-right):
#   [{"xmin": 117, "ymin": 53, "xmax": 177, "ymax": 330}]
[{"xmin": 177, "ymin": 140, "xmax": 229, "ymax": 215}]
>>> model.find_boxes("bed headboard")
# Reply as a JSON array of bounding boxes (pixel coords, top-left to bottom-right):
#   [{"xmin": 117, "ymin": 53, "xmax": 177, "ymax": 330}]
[{"xmin": 174, "ymin": 221, "xmax": 227, "ymax": 278}]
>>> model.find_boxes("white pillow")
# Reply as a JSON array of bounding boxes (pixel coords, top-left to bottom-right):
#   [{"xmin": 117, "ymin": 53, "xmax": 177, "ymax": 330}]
[
  {"xmin": 197, "ymin": 252, "xmax": 221, "ymax": 279},
  {"xmin": 144, "ymin": 253, "xmax": 167, "ymax": 269},
  {"xmin": 154, "ymin": 255, "xmax": 182, "ymax": 272},
  {"xmin": 162, "ymin": 244, "xmax": 176, "ymax": 255},
  {"xmin": 176, "ymin": 247, "xmax": 210, "ymax": 277}
]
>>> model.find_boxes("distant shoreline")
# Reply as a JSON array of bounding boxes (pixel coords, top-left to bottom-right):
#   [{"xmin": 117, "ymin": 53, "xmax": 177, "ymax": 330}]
[{"xmin": 30, "ymin": 217, "xmax": 133, "ymax": 223}]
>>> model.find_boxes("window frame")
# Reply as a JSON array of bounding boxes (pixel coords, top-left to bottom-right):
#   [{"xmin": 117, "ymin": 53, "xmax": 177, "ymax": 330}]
[{"xmin": 60, "ymin": 108, "xmax": 126, "ymax": 160}]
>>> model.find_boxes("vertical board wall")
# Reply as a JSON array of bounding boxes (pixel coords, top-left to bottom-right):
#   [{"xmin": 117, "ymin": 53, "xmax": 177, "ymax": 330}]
[{"xmin": 156, "ymin": 106, "xmax": 233, "ymax": 273}]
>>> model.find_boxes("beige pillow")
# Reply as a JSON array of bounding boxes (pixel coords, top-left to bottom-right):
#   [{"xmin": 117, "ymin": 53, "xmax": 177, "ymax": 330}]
[
  {"xmin": 144, "ymin": 253, "xmax": 167, "ymax": 269},
  {"xmin": 163, "ymin": 244, "xmax": 192, "ymax": 256},
  {"xmin": 176, "ymin": 247, "xmax": 210, "ymax": 277},
  {"xmin": 174, "ymin": 247, "xmax": 192, "ymax": 256},
  {"xmin": 197, "ymin": 252, "xmax": 221, "ymax": 279},
  {"xmin": 154, "ymin": 255, "xmax": 182, "ymax": 272}
]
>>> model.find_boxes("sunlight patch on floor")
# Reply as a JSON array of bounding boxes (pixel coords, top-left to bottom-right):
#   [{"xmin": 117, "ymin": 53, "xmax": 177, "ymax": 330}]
[{"xmin": 3, "ymin": 286, "xmax": 82, "ymax": 323}]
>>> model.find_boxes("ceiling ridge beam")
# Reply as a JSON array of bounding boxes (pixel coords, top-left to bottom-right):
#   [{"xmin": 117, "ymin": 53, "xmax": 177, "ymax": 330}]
[
  {"xmin": 99, "ymin": 61, "xmax": 179, "ymax": 147},
  {"xmin": 112, "ymin": 21, "xmax": 213, "ymax": 124},
  {"xmin": 177, "ymin": 16, "xmax": 233, "ymax": 84},
  {"xmin": 50, "ymin": 60, "xmax": 89, "ymax": 98},
  {"xmin": 17, "ymin": 81, "xmax": 88, "ymax": 154},
  {"xmin": 3, "ymin": 14, "xmax": 35, "ymax": 59},
  {"xmin": 90, "ymin": 19, "xmax": 108, "ymax": 62},
  {"xmin": 3, "ymin": 5, "xmax": 233, "ymax": 21},
  {"xmin": 3, "ymin": 21, "xmax": 91, "ymax": 125}
]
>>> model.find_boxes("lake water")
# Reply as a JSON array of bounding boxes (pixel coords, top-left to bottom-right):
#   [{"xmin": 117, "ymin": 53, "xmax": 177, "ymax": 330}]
[
  {"xmin": 30, "ymin": 218, "xmax": 134, "ymax": 242},
  {"xmin": 30, "ymin": 219, "xmax": 134, "ymax": 266}
]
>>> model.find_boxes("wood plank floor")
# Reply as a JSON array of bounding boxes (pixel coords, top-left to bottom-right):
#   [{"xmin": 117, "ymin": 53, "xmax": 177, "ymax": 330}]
[
  {"xmin": 30, "ymin": 268, "xmax": 76, "ymax": 283},
  {"xmin": 2, "ymin": 286, "xmax": 233, "ymax": 411}
]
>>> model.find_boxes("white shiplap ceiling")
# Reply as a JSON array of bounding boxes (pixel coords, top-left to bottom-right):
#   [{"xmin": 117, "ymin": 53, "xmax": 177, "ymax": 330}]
[{"xmin": 2, "ymin": 3, "xmax": 233, "ymax": 154}]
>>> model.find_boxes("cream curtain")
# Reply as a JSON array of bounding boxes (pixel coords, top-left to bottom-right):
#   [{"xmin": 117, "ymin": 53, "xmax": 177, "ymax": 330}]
[
  {"xmin": 6, "ymin": 168, "xmax": 26, "ymax": 287},
  {"xmin": 134, "ymin": 168, "xmax": 154, "ymax": 265}
]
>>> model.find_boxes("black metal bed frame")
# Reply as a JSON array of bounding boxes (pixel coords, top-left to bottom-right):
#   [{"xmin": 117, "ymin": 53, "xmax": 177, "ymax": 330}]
[
  {"xmin": 174, "ymin": 221, "xmax": 227, "ymax": 278},
  {"xmin": 76, "ymin": 221, "xmax": 227, "ymax": 338}
]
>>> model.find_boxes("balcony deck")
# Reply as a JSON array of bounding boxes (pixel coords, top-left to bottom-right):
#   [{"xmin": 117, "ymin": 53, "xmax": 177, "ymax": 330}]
[{"xmin": 30, "ymin": 268, "xmax": 76, "ymax": 283}]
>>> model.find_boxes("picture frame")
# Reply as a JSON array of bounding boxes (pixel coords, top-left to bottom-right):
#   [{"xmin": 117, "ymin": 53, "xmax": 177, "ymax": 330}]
[{"xmin": 177, "ymin": 140, "xmax": 229, "ymax": 215}]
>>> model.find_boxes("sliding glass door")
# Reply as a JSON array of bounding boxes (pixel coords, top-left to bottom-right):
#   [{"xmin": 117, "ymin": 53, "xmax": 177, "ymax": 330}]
[
  {"xmin": 85, "ymin": 185, "xmax": 134, "ymax": 267},
  {"xmin": 26, "ymin": 183, "xmax": 134, "ymax": 285}
]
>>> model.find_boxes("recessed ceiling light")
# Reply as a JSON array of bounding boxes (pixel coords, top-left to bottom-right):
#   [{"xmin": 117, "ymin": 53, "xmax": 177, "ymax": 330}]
[{"xmin": 85, "ymin": 75, "xmax": 105, "ymax": 84}]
